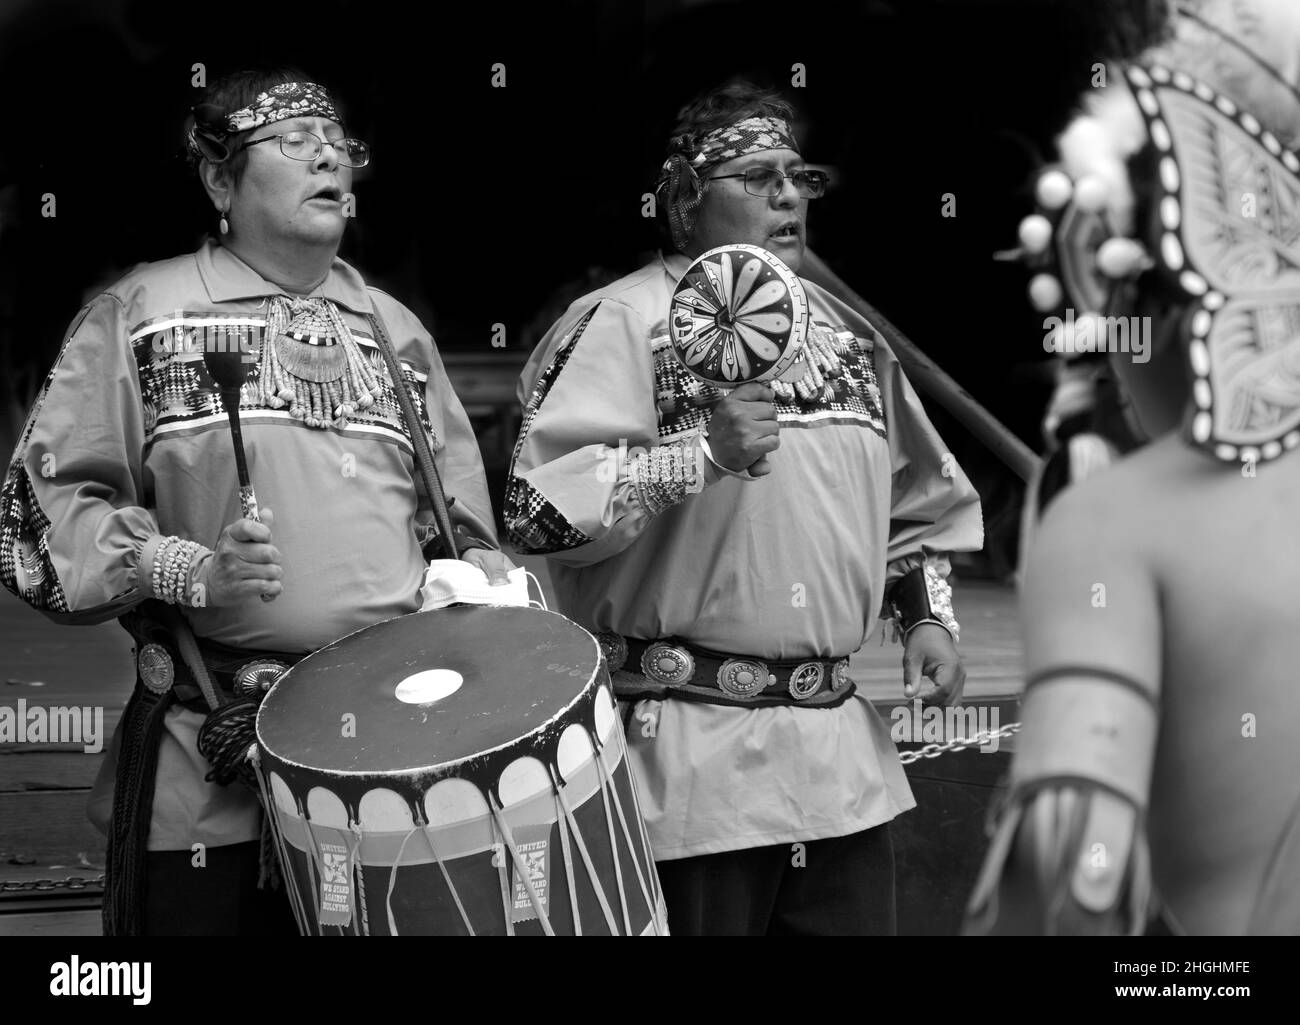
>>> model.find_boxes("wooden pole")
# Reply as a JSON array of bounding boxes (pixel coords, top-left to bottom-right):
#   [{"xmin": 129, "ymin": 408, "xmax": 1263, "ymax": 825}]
[{"xmin": 802, "ymin": 249, "xmax": 1042, "ymax": 484}]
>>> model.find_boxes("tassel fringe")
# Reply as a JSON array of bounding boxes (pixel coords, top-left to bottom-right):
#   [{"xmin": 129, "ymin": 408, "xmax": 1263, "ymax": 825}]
[
  {"xmin": 256, "ymin": 296, "xmax": 380, "ymax": 429},
  {"xmin": 964, "ymin": 784, "xmax": 1155, "ymax": 935}
]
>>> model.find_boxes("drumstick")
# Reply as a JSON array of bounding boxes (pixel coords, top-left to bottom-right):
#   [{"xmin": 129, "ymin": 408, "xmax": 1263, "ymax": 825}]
[{"xmin": 203, "ymin": 348, "xmax": 275, "ymax": 603}]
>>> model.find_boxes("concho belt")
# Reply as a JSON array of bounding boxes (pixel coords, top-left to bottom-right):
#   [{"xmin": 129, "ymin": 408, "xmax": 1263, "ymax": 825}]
[
  {"xmin": 123, "ymin": 604, "xmax": 301, "ymax": 709},
  {"xmin": 597, "ymin": 633, "xmax": 855, "ymax": 709}
]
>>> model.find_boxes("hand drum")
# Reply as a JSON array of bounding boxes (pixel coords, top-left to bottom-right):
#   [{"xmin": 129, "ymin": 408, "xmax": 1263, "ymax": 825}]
[{"xmin": 668, "ymin": 244, "xmax": 809, "ymax": 388}]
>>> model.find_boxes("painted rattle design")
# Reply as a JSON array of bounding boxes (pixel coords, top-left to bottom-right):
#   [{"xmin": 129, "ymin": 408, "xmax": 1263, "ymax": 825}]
[{"xmin": 669, "ymin": 244, "xmax": 810, "ymax": 392}]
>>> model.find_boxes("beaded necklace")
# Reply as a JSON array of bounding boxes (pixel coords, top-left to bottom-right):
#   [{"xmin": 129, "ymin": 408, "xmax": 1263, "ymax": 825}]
[
  {"xmin": 254, "ymin": 296, "xmax": 381, "ymax": 429},
  {"xmin": 770, "ymin": 324, "xmax": 853, "ymax": 405}
]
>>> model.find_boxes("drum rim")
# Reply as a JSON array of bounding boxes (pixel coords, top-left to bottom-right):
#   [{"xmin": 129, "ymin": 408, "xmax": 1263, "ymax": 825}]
[{"xmin": 254, "ymin": 605, "xmax": 611, "ymax": 778}]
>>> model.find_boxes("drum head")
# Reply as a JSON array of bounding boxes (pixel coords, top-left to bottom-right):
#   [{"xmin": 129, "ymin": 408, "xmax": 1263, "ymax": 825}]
[
  {"xmin": 668, "ymin": 243, "xmax": 808, "ymax": 386},
  {"xmin": 256, "ymin": 606, "xmax": 602, "ymax": 776}
]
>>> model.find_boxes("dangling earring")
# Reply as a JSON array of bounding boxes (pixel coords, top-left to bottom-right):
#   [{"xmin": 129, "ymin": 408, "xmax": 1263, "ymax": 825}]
[{"xmin": 219, "ymin": 206, "xmax": 230, "ymax": 235}]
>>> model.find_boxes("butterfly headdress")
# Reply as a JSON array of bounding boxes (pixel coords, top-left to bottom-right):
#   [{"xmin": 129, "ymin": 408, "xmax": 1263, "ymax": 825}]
[{"xmin": 1017, "ymin": 3, "xmax": 1300, "ymax": 467}]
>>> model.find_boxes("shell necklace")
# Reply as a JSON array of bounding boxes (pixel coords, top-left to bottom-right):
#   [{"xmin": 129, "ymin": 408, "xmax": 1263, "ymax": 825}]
[{"xmin": 255, "ymin": 296, "xmax": 381, "ymax": 429}]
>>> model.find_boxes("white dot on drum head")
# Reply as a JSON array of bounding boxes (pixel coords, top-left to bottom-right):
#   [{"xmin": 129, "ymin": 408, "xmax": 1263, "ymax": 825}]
[{"xmin": 395, "ymin": 669, "xmax": 464, "ymax": 705}]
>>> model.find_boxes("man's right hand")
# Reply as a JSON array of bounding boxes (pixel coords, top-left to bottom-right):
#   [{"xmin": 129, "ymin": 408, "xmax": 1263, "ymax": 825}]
[
  {"xmin": 705, "ymin": 383, "xmax": 780, "ymax": 477},
  {"xmin": 197, "ymin": 507, "xmax": 284, "ymax": 606}
]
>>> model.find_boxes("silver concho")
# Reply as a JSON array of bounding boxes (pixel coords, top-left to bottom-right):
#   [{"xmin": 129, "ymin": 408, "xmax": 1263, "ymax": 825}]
[
  {"xmin": 234, "ymin": 659, "xmax": 290, "ymax": 698},
  {"xmin": 717, "ymin": 658, "xmax": 771, "ymax": 699},
  {"xmin": 787, "ymin": 662, "xmax": 825, "ymax": 700},
  {"xmin": 641, "ymin": 643, "xmax": 695, "ymax": 686},
  {"xmin": 596, "ymin": 631, "xmax": 629, "ymax": 672},
  {"xmin": 138, "ymin": 643, "xmax": 174, "ymax": 695}
]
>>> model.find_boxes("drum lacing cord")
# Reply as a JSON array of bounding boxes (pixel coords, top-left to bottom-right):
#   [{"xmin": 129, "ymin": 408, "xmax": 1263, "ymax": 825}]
[
  {"xmin": 548, "ymin": 764, "xmax": 621, "ymax": 935},
  {"xmin": 419, "ymin": 824, "xmax": 477, "ymax": 935},
  {"xmin": 386, "ymin": 824, "xmax": 477, "ymax": 936},
  {"xmin": 250, "ymin": 750, "xmax": 311, "ymax": 932},
  {"xmin": 492, "ymin": 830, "xmax": 515, "ymax": 937},
  {"xmin": 589, "ymin": 743, "xmax": 632, "ymax": 935},
  {"xmin": 590, "ymin": 732, "xmax": 659, "ymax": 934},
  {"xmin": 488, "ymin": 797, "xmax": 556, "ymax": 936},
  {"xmin": 549, "ymin": 786, "xmax": 582, "ymax": 935},
  {"xmin": 617, "ymin": 728, "xmax": 668, "ymax": 927},
  {"xmin": 348, "ymin": 823, "xmax": 370, "ymax": 936}
]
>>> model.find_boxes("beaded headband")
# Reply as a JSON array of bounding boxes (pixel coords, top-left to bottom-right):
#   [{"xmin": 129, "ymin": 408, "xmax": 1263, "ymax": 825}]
[
  {"xmin": 656, "ymin": 115, "xmax": 801, "ymax": 251},
  {"xmin": 187, "ymin": 81, "xmax": 341, "ymax": 163}
]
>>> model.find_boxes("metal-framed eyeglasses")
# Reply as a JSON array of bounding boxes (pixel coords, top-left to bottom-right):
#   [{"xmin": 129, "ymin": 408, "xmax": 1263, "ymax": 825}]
[
  {"xmin": 705, "ymin": 167, "xmax": 829, "ymax": 198},
  {"xmin": 238, "ymin": 130, "xmax": 371, "ymax": 168}
]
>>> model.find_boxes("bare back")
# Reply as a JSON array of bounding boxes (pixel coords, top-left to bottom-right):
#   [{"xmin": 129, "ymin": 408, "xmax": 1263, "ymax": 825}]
[{"xmin": 1022, "ymin": 432, "xmax": 1300, "ymax": 933}]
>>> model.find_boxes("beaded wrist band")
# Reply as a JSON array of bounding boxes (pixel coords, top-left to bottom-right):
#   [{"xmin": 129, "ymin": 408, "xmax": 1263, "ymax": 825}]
[
  {"xmin": 161, "ymin": 543, "xmax": 185, "ymax": 602},
  {"xmin": 168, "ymin": 540, "xmax": 204, "ymax": 606},
  {"xmin": 628, "ymin": 441, "xmax": 704, "ymax": 515},
  {"xmin": 886, "ymin": 563, "xmax": 960, "ymax": 643},
  {"xmin": 151, "ymin": 536, "xmax": 180, "ymax": 601},
  {"xmin": 151, "ymin": 536, "xmax": 206, "ymax": 606}
]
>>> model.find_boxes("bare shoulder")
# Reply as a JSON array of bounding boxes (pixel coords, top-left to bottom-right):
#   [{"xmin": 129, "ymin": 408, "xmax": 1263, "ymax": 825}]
[
  {"xmin": 1033, "ymin": 434, "xmax": 1193, "ymax": 558},
  {"xmin": 1019, "ymin": 436, "xmax": 1184, "ymax": 678}
]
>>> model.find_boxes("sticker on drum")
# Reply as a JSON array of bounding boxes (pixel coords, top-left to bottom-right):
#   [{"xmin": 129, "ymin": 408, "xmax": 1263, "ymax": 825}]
[{"xmin": 669, "ymin": 243, "xmax": 809, "ymax": 386}]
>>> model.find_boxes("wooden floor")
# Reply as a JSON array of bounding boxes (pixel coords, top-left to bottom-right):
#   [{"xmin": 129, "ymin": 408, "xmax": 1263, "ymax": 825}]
[{"xmin": 1, "ymin": 570, "xmax": 1023, "ymax": 935}]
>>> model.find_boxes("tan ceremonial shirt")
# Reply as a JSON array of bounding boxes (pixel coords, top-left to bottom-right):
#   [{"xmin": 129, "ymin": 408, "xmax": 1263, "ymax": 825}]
[
  {"xmin": 2, "ymin": 241, "xmax": 497, "ymax": 850},
  {"xmin": 508, "ymin": 253, "xmax": 983, "ymax": 859}
]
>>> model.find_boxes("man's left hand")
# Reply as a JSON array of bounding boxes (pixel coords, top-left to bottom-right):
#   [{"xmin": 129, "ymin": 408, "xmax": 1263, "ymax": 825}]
[
  {"xmin": 902, "ymin": 623, "xmax": 966, "ymax": 706},
  {"xmin": 461, "ymin": 547, "xmax": 517, "ymax": 586}
]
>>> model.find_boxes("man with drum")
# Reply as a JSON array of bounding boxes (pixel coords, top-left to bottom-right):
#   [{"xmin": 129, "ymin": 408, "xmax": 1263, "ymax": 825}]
[
  {"xmin": 0, "ymin": 68, "xmax": 513, "ymax": 934},
  {"xmin": 506, "ymin": 82, "xmax": 983, "ymax": 934}
]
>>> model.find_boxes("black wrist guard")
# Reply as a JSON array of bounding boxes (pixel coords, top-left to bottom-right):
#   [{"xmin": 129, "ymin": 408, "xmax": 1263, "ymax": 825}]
[{"xmin": 885, "ymin": 564, "xmax": 960, "ymax": 642}]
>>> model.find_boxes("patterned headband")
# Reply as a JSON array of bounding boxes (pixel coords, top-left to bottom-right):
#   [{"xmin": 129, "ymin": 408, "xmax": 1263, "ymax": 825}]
[
  {"xmin": 187, "ymin": 81, "xmax": 341, "ymax": 162},
  {"xmin": 691, "ymin": 116, "xmax": 800, "ymax": 168},
  {"xmin": 656, "ymin": 116, "xmax": 802, "ymax": 251}
]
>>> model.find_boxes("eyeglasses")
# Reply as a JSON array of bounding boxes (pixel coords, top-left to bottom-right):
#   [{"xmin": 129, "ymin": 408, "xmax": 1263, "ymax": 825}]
[
  {"xmin": 705, "ymin": 167, "xmax": 829, "ymax": 198},
  {"xmin": 238, "ymin": 130, "xmax": 371, "ymax": 168}
]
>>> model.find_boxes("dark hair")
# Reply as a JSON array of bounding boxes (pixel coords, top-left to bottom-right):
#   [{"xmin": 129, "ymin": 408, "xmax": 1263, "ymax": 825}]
[
  {"xmin": 664, "ymin": 79, "xmax": 795, "ymax": 158},
  {"xmin": 187, "ymin": 66, "xmax": 337, "ymax": 183}
]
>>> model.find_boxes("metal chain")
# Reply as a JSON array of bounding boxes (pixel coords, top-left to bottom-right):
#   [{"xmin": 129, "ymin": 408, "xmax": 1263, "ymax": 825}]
[
  {"xmin": 896, "ymin": 721, "xmax": 1021, "ymax": 765},
  {"xmin": 0, "ymin": 873, "xmax": 106, "ymax": 893}
]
